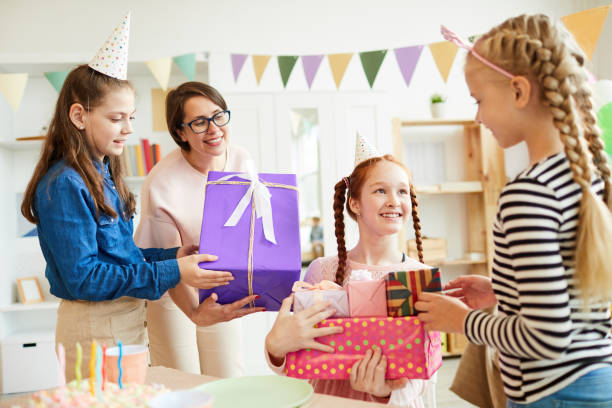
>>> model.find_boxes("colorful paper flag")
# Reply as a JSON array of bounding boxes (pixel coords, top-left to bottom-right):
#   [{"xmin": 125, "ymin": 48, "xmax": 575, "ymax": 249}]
[
  {"xmin": 173, "ymin": 53, "xmax": 196, "ymax": 81},
  {"xmin": 598, "ymin": 102, "xmax": 612, "ymax": 158},
  {"xmin": 278, "ymin": 56, "xmax": 299, "ymax": 88},
  {"xmin": 562, "ymin": 5, "xmax": 610, "ymax": 60},
  {"xmin": 0, "ymin": 73, "xmax": 28, "ymax": 112},
  {"xmin": 146, "ymin": 58, "xmax": 172, "ymax": 91},
  {"xmin": 231, "ymin": 54, "xmax": 248, "ymax": 83},
  {"xmin": 301, "ymin": 55, "xmax": 324, "ymax": 89},
  {"xmin": 359, "ymin": 50, "xmax": 388, "ymax": 88},
  {"xmin": 44, "ymin": 71, "xmax": 69, "ymax": 93},
  {"xmin": 429, "ymin": 41, "xmax": 458, "ymax": 83},
  {"xmin": 252, "ymin": 55, "xmax": 272, "ymax": 85},
  {"xmin": 394, "ymin": 45, "xmax": 423, "ymax": 88},
  {"xmin": 328, "ymin": 53, "xmax": 353, "ymax": 90}
]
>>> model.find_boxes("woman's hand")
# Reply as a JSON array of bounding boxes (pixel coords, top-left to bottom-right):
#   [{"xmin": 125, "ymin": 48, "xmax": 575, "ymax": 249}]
[
  {"xmin": 190, "ymin": 293, "xmax": 265, "ymax": 326},
  {"xmin": 265, "ymin": 295, "xmax": 343, "ymax": 367},
  {"xmin": 414, "ymin": 292, "xmax": 471, "ymax": 333},
  {"xmin": 177, "ymin": 253, "xmax": 233, "ymax": 289},
  {"xmin": 349, "ymin": 347, "xmax": 408, "ymax": 398},
  {"xmin": 444, "ymin": 275, "xmax": 497, "ymax": 310}
]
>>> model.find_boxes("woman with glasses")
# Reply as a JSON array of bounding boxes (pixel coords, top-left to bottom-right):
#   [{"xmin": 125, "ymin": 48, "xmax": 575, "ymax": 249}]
[{"xmin": 134, "ymin": 82, "xmax": 264, "ymax": 377}]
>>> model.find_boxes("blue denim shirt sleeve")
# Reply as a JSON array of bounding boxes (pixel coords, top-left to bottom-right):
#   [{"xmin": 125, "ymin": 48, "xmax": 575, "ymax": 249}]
[
  {"xmin": 35, "ymin": 167, "xmax": 180, "ymax": 301},
  {"xmin": 141, "ymin": 247, "xmax": 179, "ymax": 262}
]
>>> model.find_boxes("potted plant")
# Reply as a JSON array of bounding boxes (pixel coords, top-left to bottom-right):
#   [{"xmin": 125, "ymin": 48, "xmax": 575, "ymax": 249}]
[{"xmin": 430, "ymin": 93, "xmax": 447, "ymax": 119}]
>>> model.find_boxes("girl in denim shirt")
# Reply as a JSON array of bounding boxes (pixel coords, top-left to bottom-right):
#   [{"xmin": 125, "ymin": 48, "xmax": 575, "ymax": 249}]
[{"xmin": 20, "ymin": 63, "xmax": 235, "ymax": 381}]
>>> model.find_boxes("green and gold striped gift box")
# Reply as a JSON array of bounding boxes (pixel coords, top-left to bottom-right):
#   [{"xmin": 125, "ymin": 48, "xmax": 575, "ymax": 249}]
[{"xmin": 385, "ymin": 268, "xmax": 442, "ymax": 317}]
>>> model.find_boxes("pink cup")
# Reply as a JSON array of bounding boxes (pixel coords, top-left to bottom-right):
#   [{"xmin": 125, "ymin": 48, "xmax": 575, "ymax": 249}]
[{"xmin": 104, "ymin": 344, "xmax": 148, "ymax": 384}]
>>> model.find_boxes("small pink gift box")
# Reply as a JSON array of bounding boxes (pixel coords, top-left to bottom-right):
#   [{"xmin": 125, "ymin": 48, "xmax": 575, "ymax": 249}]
[
  {"xmin": 346, "ymin": 279, "xmax": 387, "ymax": 317},
  {"xmin": 285, "ymin": 316, "xmax": 442, "ymax": 380}
]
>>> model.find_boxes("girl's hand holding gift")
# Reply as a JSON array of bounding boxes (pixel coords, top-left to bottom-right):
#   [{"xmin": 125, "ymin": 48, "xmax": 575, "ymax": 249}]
[
  {"xmin": 265, "ymin": 295, "xmax": 343, "ymax": 367},
  {"xmin": 349, "ymin": 347, "xmax": 408, "ymax": 398},
  {"xmin": 444, "ymin": 275, "xmax": 497, "ymax": 310},
  {"xmin": 415, "ymin": 292, "xmax": 470, "ymax": 333},
  {"xmin": 177, "ymin": 253, "xmax": 234, "ymax": 289}
]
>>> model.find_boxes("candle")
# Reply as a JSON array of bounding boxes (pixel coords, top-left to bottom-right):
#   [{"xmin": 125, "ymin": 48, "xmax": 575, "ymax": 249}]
[
  {"xmin": 89, "ymin": 340, "xmax": 96, "ymax": 396},
  {"xmin": 57, "ymin": 343, "xmax": 66, "ymax": 387},
  {"xmin": 101, "ymin": 343, "xmax": 107, "ymax": 391},
  {"xmin": 75, "ymin": 342, "xmax": 82, "ymax": 383},
  {"xmin": 117, "ymin": 341, "xmax": 123, "ymax": 390},
  {"xmin": 95, "ymin": 345, "xmax": 103, "ymax": 400}
]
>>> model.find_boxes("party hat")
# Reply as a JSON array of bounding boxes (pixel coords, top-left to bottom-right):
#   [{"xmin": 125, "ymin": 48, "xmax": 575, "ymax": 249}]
[
  {"xmin": 89, "ymin": 12, "xmax": 131, "ymax": 80},
  {"xmin": 355, "ymin": 132, "xmax": 381, "ymax": 166}
]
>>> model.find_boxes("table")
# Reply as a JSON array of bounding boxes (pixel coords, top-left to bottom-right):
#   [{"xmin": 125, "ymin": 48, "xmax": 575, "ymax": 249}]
[{"xmin": 0, "ymin": 366, "xmax": 388, "ymax": 407}]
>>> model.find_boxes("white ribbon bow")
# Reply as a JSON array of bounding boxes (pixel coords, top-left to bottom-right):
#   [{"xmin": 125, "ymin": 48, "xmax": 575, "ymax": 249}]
[{"xmin": 218, "ymin": 162, "xmax": 277, "ymax": 244}]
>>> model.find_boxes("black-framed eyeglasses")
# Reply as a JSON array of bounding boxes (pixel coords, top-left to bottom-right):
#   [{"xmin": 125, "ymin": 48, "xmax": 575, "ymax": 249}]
[{"xmin": 180, "ymin": 110, "xmax": 231, "ymax": 134}]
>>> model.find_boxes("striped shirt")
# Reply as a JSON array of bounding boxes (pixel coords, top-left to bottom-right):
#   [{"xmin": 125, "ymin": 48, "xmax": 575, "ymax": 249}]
[{"xmin": 464, "ymin": 152, "xmax": 612, "ymax": 404}]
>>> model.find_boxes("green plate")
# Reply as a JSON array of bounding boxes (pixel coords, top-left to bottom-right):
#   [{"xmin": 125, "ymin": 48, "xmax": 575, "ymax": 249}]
[{"xmin": 194, "ymin": 375, "xmax": 313, "ymax": 408}]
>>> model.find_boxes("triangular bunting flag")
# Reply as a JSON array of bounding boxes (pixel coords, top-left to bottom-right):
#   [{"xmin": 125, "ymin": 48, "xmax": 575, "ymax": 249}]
[
  {"xmin": 278, "ymin": 56, "xmax": 299, "ymax": 88},
  {"xmin": 146, "ymin": 58, "xmax": 173, "ymax": 91},
  {"xmin": 562, "ymin": 5, "xmax": 610, "ymax": 60},
  {"xmin": 301, "ymin": 55, "xmax": 324, "ymax": 89},
  {"xmin": 429, "ymin": 41, "xmax": 458, "ymax": 83},
  {"xmin": 173, "ymin": 53, "xmax": 196, "ymax": 81},
  {"xmin": 252, "ymin": 55, "xmax": 272, "ymax": 85},
  {"xmin": 0, "ymin": 73, "xmax": 28, "ymax": 112},
  {"xmin": 44, "ymin": 70, "xmax": 70, "ymax": 93},
  {"xmin": 231, "ymin": 54, "xmax": 248, "ymax": 83},
  {"xmin": 359, "ymin": 50, "xmax": 388, "ymax": 88},
  {"xmin": 328, "ymin": 53, "xmax": 353, "ymax": 90},
  {"xmin": 394, "ymin": 45, "xmax": 423, "ymax": 88}
]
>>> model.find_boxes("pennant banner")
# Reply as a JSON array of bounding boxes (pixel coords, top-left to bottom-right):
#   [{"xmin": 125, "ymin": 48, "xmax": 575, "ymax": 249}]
[
  {"xmin": 252, "ymin": 55, "xmax": 272, "ymax": 85},
  {"xmin": 0, "ymin": 73, "xmax": 28, "ymax": 112},
  {"xmin": 44, "ymin": 70, "xmax": 69, "ymax": 93},
  {"xmin": 278, "ymin": 56, "xmax": 299, "ymax": 88},
  {"xmin": 429, "ymin": 41, "xmax": 458, "ymax": 83},
  {"xmin": 394, "ymin": 45, "xmax": 423, "ymax": 88},
  {"xmin": 302, "ymin": 55, "xmax": 324, "ymax": 89},
  {"xmin": 562, "ymin": 5, "xmax": 610, "ymax": 60},
  {"xmin": 231, "ymin": 54, "xmax": 248, "ymax": 83},
  {"xmin": 328, "ymin": 53, "xmax": 353, "ymax": 90},
  {"xmin": 359, "ymin": 49, "xmax": 388, "ymax": 88},
  {"xmin": 146, "ymin": 58, "xmax": 172, "ymax": 91},
  {"xmin": 173, "ymin": 53, "xmax": 196, "ymax": 81}
]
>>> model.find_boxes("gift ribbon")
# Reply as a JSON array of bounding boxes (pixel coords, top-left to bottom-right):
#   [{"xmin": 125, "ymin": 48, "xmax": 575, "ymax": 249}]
[
  {"xmin": 206, "ymin": 166, "xmax": 298, "ymax": 307},
  {"xmin": 292, "ymin": 280, "xmax": 344, "ymax": 303}
]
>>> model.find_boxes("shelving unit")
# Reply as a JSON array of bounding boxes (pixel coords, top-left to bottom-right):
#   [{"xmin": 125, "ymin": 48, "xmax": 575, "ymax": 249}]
[
  {"xmin": 0, "ymin": 301, "xmax": 59, "ymax": 313},
  {"xmin": 392, "ymin": 118, "xmax": 506, "ymax": 356}
]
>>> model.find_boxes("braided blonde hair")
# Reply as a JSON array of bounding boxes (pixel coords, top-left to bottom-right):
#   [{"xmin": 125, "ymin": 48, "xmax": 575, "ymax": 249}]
[{"xmin": 471, "ymin": 14, "xmax": 612, "ymax": 302}]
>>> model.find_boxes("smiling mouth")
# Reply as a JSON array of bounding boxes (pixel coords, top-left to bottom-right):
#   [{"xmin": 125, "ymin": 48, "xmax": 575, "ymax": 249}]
[{"xmin": 204, "ymin": 135, "xmax": 223, "ymax": 145}]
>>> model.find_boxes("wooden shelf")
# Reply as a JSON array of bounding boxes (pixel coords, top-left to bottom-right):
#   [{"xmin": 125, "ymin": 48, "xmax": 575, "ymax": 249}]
[
  {"xmin": 414, "ymin": 181, "xmax": 483, "ymax": 194},
  {"xmin": 0, "ymin": 301, "xmax": 60, "ymax": 312},
  {"xmin": 398, "ymin": 119, "xmax": 476, "ymax": 127},
  {"xmin": 442, "ymin": 352, "xmax": 462, "ymax": 358},
  {"xmin": 0, "ymin": 140, "xmax": 43, "ymax": 151}
]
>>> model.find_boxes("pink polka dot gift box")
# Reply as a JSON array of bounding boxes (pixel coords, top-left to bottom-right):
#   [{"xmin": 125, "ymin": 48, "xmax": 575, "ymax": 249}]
[{"xmin": 285, "ymin": 316, "xmax": 442, "ymax": 380}]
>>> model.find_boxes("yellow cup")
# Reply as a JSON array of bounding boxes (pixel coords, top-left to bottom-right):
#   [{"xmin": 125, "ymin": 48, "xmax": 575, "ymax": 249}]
[{"xmin": 104, "ymin": 344, "xmax": 148, "ymax": 384}]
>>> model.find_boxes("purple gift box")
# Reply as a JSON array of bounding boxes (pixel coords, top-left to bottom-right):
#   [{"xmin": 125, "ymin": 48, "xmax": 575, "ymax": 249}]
[{"xmin": 198, "ymin": 171, "xmax": 301, "ymax": 311}]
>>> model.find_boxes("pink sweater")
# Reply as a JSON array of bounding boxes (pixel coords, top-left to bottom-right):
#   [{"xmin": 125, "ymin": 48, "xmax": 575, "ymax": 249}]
[{"xmin": 267, "ymin": 254, "xmax": 433, "ymax": 407}]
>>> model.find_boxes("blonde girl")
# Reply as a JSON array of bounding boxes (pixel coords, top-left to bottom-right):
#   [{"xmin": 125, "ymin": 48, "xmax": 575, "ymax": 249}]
[{"xmin": 416, "ymin": 14, "xmax": 612, "ymax": 407}]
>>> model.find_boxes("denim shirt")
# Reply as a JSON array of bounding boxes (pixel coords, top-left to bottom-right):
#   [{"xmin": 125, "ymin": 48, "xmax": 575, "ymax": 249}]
[{"xmin": 34, "ymin": 159, "xmax": 180, "ymax": 301}]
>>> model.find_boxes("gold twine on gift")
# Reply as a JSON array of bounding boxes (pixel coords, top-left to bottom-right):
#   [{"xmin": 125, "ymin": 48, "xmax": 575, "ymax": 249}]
[{"xmin": 206, "ymin": 178, "xmax": 299, "ymax": 308}]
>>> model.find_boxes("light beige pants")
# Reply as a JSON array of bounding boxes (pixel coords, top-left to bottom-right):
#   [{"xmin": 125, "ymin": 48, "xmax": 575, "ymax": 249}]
[
  {"xmin": 146, "ymin": 294, "xmax": 245, "ymax": 377},
  {"xmin": 56, "ymin": 297, "xmax": 146, "ymax": 383}
]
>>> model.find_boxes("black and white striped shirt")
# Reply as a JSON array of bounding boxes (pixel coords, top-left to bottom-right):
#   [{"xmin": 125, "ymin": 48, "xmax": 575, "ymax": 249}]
[{"xmin": 464, "ymin": 152, "xmax": 612, "ymax": 404}]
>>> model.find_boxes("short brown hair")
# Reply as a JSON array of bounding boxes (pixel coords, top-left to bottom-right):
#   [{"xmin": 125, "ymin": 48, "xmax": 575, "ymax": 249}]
[{"xmin": 165, "ymin": 82, "xmax": 228, "ymax": 151}]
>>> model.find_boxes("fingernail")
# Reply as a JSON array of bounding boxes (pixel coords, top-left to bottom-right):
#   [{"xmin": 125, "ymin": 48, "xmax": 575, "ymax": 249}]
[
  {"xmin": 254, "ymin": 295, "xmax": 260, "ymax": 299},
  {"xmin": 262, "ymin": 308, "xmax": 267, "ymax": 312}
]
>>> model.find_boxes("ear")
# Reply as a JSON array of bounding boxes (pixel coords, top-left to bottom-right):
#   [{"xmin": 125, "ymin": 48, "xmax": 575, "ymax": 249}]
[
  {"xmin": 69, "ymin": 103, "xmax": 87, "ymax": 130},
  {"xmin": 176, "ymin": 126, "xmax": 188, "ymax": 142},
  {"xmin": 348, "ymin": 196, "xmax": 360, "ymax": 215},
  {"xmin": 510, "ymin": 76, "xmax": 532, "ymax": 109}
]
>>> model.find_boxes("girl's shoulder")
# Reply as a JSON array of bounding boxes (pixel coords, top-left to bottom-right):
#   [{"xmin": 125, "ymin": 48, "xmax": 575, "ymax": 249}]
[{"xmin": 306, "ymin": 255, "xmax": 339, "ymax": 282}]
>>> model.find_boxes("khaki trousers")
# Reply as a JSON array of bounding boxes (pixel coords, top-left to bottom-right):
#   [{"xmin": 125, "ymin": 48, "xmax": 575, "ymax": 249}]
[
  {"xmin": 55, "ymin": 297, "xmax": 146, "ymax": 383},
  {"xmin": 146, "ymin": 294, "xmax": 245, "ymax": 377}
]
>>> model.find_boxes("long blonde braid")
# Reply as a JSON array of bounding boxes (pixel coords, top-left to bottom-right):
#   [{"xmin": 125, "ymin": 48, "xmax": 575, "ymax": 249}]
[{"xmin": 474, "ymin": 14, "xmax": 612, "ymax": 302}]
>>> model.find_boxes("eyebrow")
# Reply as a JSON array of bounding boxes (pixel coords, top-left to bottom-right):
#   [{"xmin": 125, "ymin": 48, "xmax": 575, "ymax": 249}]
[{"xmin": 109, "ymin": 110, "xmax": 136, "ymax": 116}]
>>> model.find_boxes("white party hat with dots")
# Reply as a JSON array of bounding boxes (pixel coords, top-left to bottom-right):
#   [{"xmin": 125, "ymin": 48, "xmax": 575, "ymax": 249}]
[
  {"xmin": 355, "ymin": 132, "xmax": 381, "ymax": 166},
  {"xmin": 89, "ymin": 12, "xmax": 130, "ymax": 80}
]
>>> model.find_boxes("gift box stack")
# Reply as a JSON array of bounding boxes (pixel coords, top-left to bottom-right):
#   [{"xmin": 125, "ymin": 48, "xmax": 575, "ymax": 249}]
[{"xmin": 286, "ymin": 268, "xmax": 444, "ymax": 380}]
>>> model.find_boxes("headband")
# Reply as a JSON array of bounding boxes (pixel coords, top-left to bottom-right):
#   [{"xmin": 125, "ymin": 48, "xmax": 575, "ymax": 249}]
[{"xmin": 441, "ymin": 25, "xmax": 514, "ymax": 79}]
